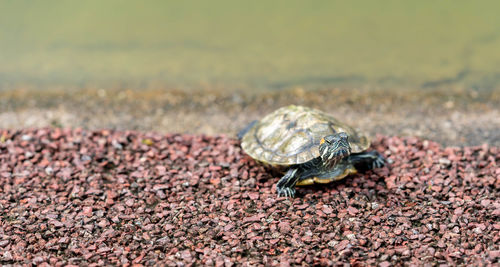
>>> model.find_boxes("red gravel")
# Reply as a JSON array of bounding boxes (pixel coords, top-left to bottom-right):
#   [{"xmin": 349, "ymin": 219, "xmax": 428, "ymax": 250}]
[{"xmin": 0, "ymin": 128, "xmax": 498, "ymax": 266}]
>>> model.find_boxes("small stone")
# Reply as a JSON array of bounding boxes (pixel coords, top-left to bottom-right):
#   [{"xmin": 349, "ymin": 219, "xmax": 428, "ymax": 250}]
[
  {"xmin": 50, "ymin": 220, "xmax": 64, "ymax": 227},
  {"xmin": 481, "ymin": 199, "xmax": 491, "ymax": 207},
  {"xmin": 33, "ymin": 256, "xmax": 45, "ymax": 264},
  {"xmin": 247, "ymin": 192, "xmax": 259, "ymax": 200},
  {"xmin": 164, "ymin": 224, "xmax": 175, "ymax": 231},
  {"xmin": 3, "ymin": 251, "xmax": 12, "ymax": 261},
  {"xmin": 45, "ymin": 167, "xmax": 54, "ymax": 175},
  {"xmin": 295, "ymin": 204, "xmax": 308, "ymax": 210},
  {"xmin": 98, "ymin": 219, "xmax": 108, "ymax": 228},
  {"xmin": 82, "ymin": 206, "xmax": 93, "ymax": 217},
  {"xmin": 347, "ymin": 206, "xmax": 358, "ymax": 215},
  {"xmin": 278, "ymin": 221, "xmax": 292, "ymax": 233},
  {"xmin": 327, "ymin": 240, "xmax": 338, "ymax": 248},
  {"xmin": 335, "ymin": 240, "xmax": 350, "ymax": 251},
  {"xmin": 489, "ymin": 250, "xmax": 500, "ymax": 259},
  {"xmin": 322, "ymin": 205, "xmax": 333, "ymax": 214},
  {"xmin": 346, "ymin": 233, "xmax": 356, "ymax": 240},
  {"xmin": 0, "ymin": 240, "xmax": 9, "ymax": 247},
  {"xmin": 208, "ymin": 165, "xmax": 222, "ymax": 171},
  {"xmin": 243, "ymin": 215, "xmax": 262, "ymax": 223},
  {"xmin": 438, "ymin": 158, "xmax": 451, "ymax": 166},
  {"xmin": 125, "ymin": 199, "xmax": 134, "ymax": 207}
]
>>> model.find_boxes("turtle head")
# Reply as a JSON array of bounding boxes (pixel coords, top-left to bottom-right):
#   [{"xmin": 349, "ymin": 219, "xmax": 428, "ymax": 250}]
[{"xmin": 319, "ymin": 132, "xmax": 351, "ymax": 167}]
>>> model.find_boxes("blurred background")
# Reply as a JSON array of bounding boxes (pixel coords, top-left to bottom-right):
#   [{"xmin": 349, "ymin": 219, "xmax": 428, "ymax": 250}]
[{"xmin": 1, "ymin": 0, "xmax": 499, "ymax": 146}]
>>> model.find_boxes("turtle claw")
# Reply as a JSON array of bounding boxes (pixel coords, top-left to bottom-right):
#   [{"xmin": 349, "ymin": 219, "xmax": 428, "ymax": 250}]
[
  {"xmin": 277, "ymin": 187, "xmax": 296, "ymax": 198},
  {"xmin": 372, "ymin": 153, "xmax": 386, "ymax": 169},
  {"xmin": 276, "ymin": 168, "xmax": 299, "ymax": 198}
]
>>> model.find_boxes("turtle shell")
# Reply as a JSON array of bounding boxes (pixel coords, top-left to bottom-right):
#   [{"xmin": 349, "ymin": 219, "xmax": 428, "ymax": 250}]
[{"xmin": 241, "ymin": 105, "xmax": 370, "ymax": 165}]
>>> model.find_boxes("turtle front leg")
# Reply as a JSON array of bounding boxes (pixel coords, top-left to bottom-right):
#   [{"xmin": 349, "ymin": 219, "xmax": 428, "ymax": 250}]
[
  {"xmin": 276, "ymin": 168, "xmax": 301, "ymax": 198},
  {"xmin": 348, "ymin": 151, "xmax": 386, "ymax": 171}
]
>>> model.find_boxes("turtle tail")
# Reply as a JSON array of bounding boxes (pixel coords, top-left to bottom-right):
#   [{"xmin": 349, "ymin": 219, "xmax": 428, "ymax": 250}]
[{"xmin": 237, "ymin": 120, "xmax": 258, "ymax": 140}]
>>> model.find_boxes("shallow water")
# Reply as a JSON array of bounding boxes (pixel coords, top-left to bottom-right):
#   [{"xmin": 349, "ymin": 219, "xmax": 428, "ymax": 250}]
[{"xmin": 1, "ymin": 1, "xmax": 500, "ymax": 91}]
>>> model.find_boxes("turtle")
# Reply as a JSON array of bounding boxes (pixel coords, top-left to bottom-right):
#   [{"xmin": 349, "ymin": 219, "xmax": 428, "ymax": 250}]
[{"xmin": 238, "ymin": 105, "xmax": 385, "ymax": 198}]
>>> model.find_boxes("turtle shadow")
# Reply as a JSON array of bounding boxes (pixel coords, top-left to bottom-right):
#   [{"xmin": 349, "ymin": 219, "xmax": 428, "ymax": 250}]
[{"xmin": 295, "ymin": 169, "xmax": 387, "ymax": 200}]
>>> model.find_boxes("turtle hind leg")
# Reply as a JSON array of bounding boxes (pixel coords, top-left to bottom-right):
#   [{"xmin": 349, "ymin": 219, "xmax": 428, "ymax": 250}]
[
  {"xmin": 237, "ymin": 120, "xmax": 258, "ymax": 140},
  {"xmin": 276, "ymin": 168, "xmax": 301, "ymax": 198},
  {"xmin": 348, "ymin": 151, "xmax": 386, "ymax": 172}
]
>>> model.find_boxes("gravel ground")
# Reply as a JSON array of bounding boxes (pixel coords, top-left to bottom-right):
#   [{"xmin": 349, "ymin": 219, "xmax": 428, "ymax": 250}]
[{"xmin": 0, "ymin": 128, "xmax": 498, "ymax": 266}]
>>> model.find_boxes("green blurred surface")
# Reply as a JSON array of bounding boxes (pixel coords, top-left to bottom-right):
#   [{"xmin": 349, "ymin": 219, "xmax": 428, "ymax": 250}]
[{"xmin": 1, "ymin": 0, "xmax": 500, "ymax": 91}]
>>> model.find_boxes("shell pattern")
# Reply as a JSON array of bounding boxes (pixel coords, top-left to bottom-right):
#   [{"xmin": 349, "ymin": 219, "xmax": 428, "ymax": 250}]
[{"xmin": 241, "ymin": 105, "xmax": 370, "ymax": 165}]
